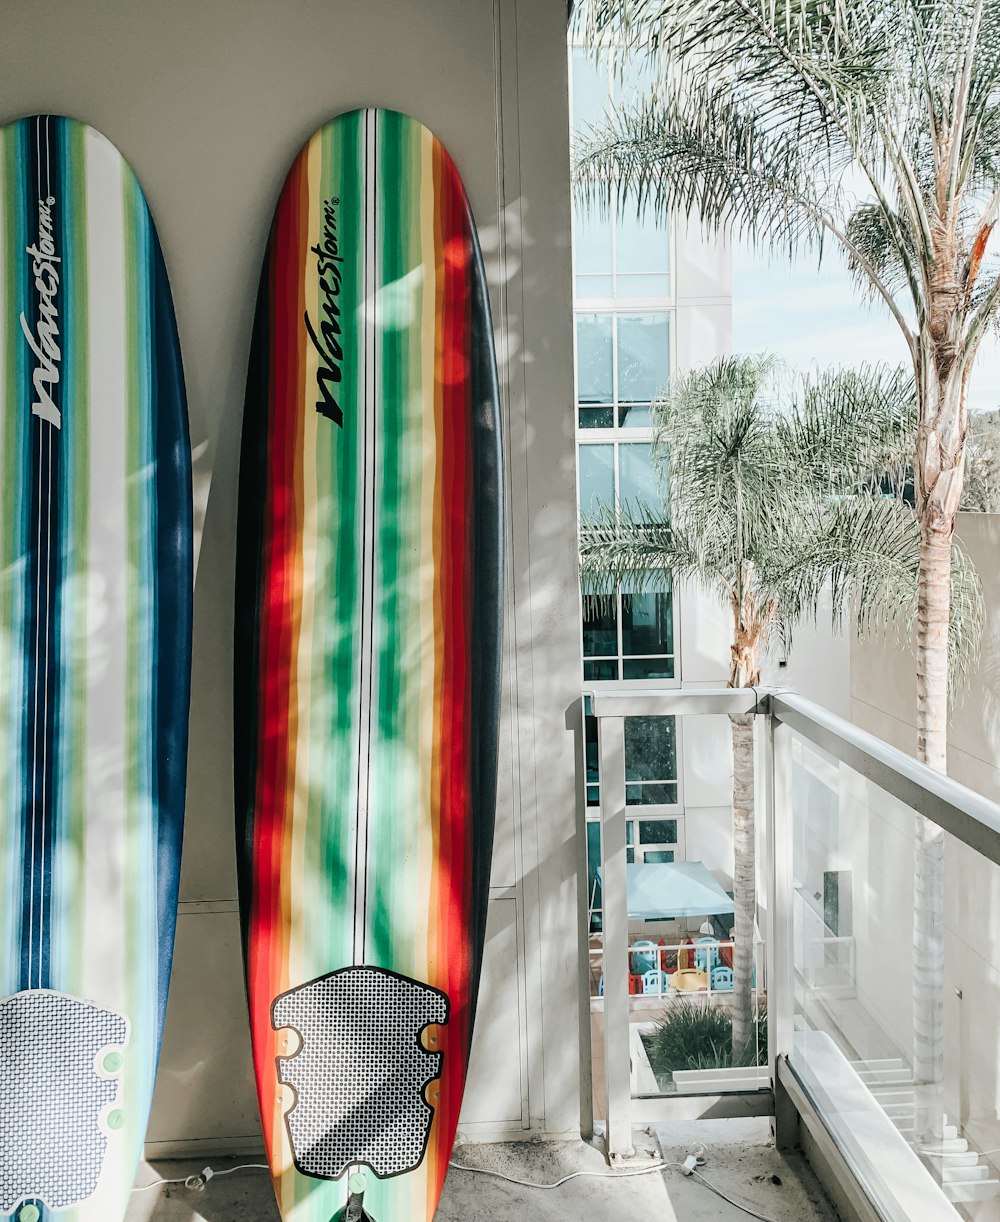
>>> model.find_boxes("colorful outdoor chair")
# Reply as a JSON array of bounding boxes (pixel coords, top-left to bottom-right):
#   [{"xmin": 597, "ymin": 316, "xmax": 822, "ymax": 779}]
[
  {"xmin": 630, "ymin": 939, "xmax": 659, "ymax": 975},
  {"xmin": 694, "ymin": 937, "xmax": 720, "ymax": 973},
  {"xmin": 710, "ymin": 966, "xmax": 734, "ymax": 992},
  {"xmin": 642, "ymin": 968, "xmax": 671, "ymax": 995}
]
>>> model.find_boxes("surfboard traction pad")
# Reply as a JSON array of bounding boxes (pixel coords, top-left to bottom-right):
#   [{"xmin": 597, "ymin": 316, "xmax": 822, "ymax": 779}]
[
  {"xmin": 0, "ymin": 989, "xmax": 129, "ymax": 1211},
  {"xmin": 272, "ymin": 966, "xmax": 449, "ymax": 1181}
]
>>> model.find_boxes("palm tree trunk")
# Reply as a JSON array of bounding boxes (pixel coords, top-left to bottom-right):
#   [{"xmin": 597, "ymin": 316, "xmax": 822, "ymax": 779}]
[
  {"xmin": 730, "ymin": 713, "xmax": 755, "ymax": 1062},
  {"xmin": 911, "ymin": 368, "xmax": 966, "ymax": 1147},
  {"xmin": 912, "ymin": 518, "xmax": 953, "ymax": 1145}
]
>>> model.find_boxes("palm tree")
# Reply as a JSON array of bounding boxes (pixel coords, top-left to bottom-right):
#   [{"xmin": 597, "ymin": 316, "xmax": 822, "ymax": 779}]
[
  {"xmin": 579, "ymin": 355, "xmax": 980, "ymax": 1061},
  {"xmin": 574, "ymin": 0, "xmax": 997, "ymax": 1140}
]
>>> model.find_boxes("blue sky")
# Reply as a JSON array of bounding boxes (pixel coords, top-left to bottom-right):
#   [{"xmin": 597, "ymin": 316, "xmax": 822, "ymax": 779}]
[{"xmin": 733, "ymin": 246, "xmax": 1000, "ymax": 413}]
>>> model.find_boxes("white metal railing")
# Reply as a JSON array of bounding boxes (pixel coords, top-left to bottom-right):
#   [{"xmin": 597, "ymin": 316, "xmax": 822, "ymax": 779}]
[
  {"xmin": 587, "ymin": 938, "xmax": 765, "ymax": 1000},
  {"xmin": 583, "ymin": 684, "xmax": 1000, "ymax": 1219}
]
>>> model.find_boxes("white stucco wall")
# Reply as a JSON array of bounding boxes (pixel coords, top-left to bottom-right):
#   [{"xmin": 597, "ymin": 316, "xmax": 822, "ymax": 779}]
[
  {"xmin": 0, "ymin": 0, "xmax": 582, "ymax": 1156},
  {"xmin": 851, "ymin": 512, "xmax": 1000, "ymax": 1152}
]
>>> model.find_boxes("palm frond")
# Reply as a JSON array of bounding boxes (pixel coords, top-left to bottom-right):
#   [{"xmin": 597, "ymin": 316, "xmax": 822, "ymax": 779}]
[
  {"xmin": 578, "ymin": 502, "xmax": 707, "ymax": 614},
  {"xmin": 574, "ymin": 90, "xmax": 842, "ymax": 262},
  {"xmin": 759, "ymin": 493, "xmax": 983, "ymax": 699},
  {"xmin": 778, "ymin": 364, "xmax": 917, "ymax": 496}
]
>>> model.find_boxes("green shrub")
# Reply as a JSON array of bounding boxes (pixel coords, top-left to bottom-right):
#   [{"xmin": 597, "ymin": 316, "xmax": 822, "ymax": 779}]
[{"xmin": 645, "ymin": 1002, "xmax": 767, "ymax": 1075}]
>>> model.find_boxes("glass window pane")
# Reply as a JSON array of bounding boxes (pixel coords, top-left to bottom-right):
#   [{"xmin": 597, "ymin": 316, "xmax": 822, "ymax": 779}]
[
  {"xmin": 623, "ymin": 657, "xmax": 676, "ymax": 680},
  {"xmin": 618, "ymin": 403, "xmax": 652, "ymax": 429},
  {"xmin": 616, "ymin": 53, "xmax": 657, "ymax": 107},
  {"xmin": 644, "ymin": 850, "xmax": 675, "ymax": 864},
  {"xmin": 619, "ymin": 443, "xmax": 660, "ymax": 512},
  {"xmin": 577, "ymin": 273, "xmax": 613, "ymax": 301},
  {"xmin": 625, "ymin": 715, "xmax": 677, "ymax": 782},
  {"xmin": 626, "ymin": 781, "xmax": 679, "ymax": 805},
  {"xmin": 578, "ymin": 443, "xmax": 614, "ymax": 514},
  {"xmin": 574, "ymin": 199, "xmax": 612, "ymax": 280},
  {"xmin": 580, "ymin": 405, "xmax": 615, "ymax": 429},
  {"xmin": 621, "ymin": 583, "xmax": 673, "ymax": 656},
  {"xmin": 639, "ymin": 819, "xmax": 677, "ymax": 844},
  {"xmin": 576, "ymin": 314, "xmax": 613, "ymax": 404},
  {"xmin": 616, "ymin": 273, "xmax": 671, "ymax": 299},
  {"xmin": 584, "ymin": 659, "xmax": 619, "ymax": 681},
  {"xmin": 587, "ymin": 784, "xmax": 600, "ymax": 807},
  {"xmin": 585, "ymin": 712, "xmax": 599, "ymax": 788},
  {"xmin": 582, "ymin": 596, "xmax": 617, "ymax": 658},
  {"xmin": 618, "ymin": 314, "xmax": 670, "ymax": 403},
  {"xmin": 572, "ymin": 48, "xmax": 609, "ymax": 130},
  {"xmin": 586, "ymin": 821, "xmax": 602, "ymax": 930},
  {"xmin": 616, "ymin": 209, "xmax": 669, "ymax": 281}
]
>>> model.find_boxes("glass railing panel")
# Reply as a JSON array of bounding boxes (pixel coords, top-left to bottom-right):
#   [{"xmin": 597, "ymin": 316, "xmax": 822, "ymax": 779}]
[
  {"xmin": 587, "ymin": 707, "xmax": 768, "ymax": 1101},
  {"xmin": 629, "ymin": 936, "xmax": 766, "ymax": 1098},
  {"xmin": 785, "ymin": 727, "xmax": 999, "ymax": 1220}
]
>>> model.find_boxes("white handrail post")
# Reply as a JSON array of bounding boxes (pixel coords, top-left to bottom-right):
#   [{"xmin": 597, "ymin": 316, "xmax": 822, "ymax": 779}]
[
  {"xmin": 598, "ymin": 713, "xmax": 633, "ymax": 1161},
  {"xmin": 765, "ymin": 712, "xmax": 796, "ymax": 1146}
]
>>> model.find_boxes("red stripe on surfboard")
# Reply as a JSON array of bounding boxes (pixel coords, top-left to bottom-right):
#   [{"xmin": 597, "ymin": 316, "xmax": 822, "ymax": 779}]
[
  {"xmin": 252, "ymin": 148, "xmax": 309, "ymax": 1155},
  {"xmin": 427, "ymin": 143, "xmax": 474, "ymax": 1202}
]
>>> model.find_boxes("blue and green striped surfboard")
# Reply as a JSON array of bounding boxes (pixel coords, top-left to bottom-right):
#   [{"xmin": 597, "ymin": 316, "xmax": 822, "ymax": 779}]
[{"xmin": 0, "ymin": 115, "xmax": 192, "ymax": 1222}]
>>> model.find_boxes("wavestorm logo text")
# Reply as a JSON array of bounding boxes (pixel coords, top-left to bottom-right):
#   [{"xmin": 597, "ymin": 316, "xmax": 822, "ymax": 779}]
[
  {"xmin": 19, "ymin": 196, "xmax": 62, "ymax": 429},
  {"xmin": 304, "ymin": 197, "xmax": 345, "ymax": 427}
]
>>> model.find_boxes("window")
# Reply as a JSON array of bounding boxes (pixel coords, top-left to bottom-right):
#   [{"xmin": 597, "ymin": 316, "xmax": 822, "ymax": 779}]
[
  {"xmin": 582, "ymin": 576, "xmax": 674, "ymax": 682},
  {"xmin": 584, "ymin": 811, "xmax": 684, "ymax": 932},
  {"xmin": 577, "ymin": 439, "xmax": 660, "ymax": 517},
  {"xmin": 571, "ymin": 47, "xmax": 610, "ymax": 130},
  {"xmin": 575, "ymin": 312, "xmax": 671, "ymax": 429},
  {"xmin": 573, "ymin": 204, "xmax": 670, "ymax": 303},
  {"xmin": 584, "ymin": 702, "xmax": 680, "ymax": 809},
  {"xmin": 570, "ymin": 45, "xmax": 657, "ymax": 119},
  {"xmin": 625, "ymin": 715, "xmax": 679, "ymax": 805}
]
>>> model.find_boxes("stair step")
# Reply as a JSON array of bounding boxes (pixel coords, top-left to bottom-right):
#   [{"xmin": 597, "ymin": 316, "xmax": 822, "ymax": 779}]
[
  {"xmin": 857, "ymin": 1068, "xmax": 913, "ymax": 1085},
  {"xmin": 851, "ymin": 1058, "xmax": 906, "ymax": 1071},
  {"xmin": 871, "ymin": 1089, "xmax": 916, "ymax": 1104},
  {"xmin": 926, "ymin": 1151, "xmax": 980, "ymax": 1168},
  {"xmin": 943, "ymin": 1180, "xmax": 1000, "ymax": 1204},
  {"xmin": 923, "ymin": 1138, "xmax": 970, "ymax": 1155},
  {"xmin": 943, "ymin": 1125, "xmax": 958, "ymax": 1141},
  {"xmin": 942, "ymin": 1165, "xmax": 991, "ymax": 1183},
  {"xmin": 882, "ymin": 1103, "xmax": 915, "ymax": 1118}
]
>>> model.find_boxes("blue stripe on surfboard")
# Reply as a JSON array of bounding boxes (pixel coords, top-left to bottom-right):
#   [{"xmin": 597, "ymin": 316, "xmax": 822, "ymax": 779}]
[
  {"xmin": 18, "ymin": 114, "xmax": 61, "ymax": 994},
  {"xmin": 149, "ymin": 216, "xmax": 192, "ymax": 1042},
  {"xmin": 19, "ymin": 110, "xmax": 67, "ymax": 1222},
  {"xmin": 53, "ymin": 114, "xmax": 78, "ymax": 996},
  {"xmin": 3, "ymin": 118, "xmax": 30, "ymax": 1000}
]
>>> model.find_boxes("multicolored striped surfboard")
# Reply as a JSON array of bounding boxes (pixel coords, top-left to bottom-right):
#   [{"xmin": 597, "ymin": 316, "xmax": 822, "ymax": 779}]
[
  {"xmin": 234, "ymin": 109, "xmax": 503, "ymax": 1222},
  {"xmin": 0, "ymin": 116, "xmax": 192, "ymax": 1222}
]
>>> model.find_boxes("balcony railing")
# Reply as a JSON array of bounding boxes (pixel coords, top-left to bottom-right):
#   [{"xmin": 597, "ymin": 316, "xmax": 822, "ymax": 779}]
[{"xmin": 585, "ymin": 686, "xmax": 1000, "ymax": 1219}]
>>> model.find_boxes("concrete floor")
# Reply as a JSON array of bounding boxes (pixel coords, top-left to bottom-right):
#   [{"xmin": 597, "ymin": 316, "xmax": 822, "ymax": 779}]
[{"xmin": 126, "ymin": 1119, "xmax": 839, "ymax": 1221}]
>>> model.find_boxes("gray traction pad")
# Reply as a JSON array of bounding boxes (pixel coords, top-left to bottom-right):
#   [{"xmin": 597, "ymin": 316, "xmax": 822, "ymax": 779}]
[
  {"xmin": 0, "ymin": 989, "xmax": 129, "ymax": 1211},
  {"xmin": 272, "ymin": 966, "xmax": 448, "ymax": 1180}
]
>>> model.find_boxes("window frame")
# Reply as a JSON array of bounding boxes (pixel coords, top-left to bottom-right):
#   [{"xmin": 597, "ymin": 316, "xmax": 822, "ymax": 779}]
[
  {"xmin": 574, "ymin": 308, "xmax": 676, "ymax": 431},
  {"xmin": 573, "ymin": 207, "xmax": 674, "ymax": 308},
  {"xmin": 581, "ymin": 581, "xmax": 677, "ymax": 685}
]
